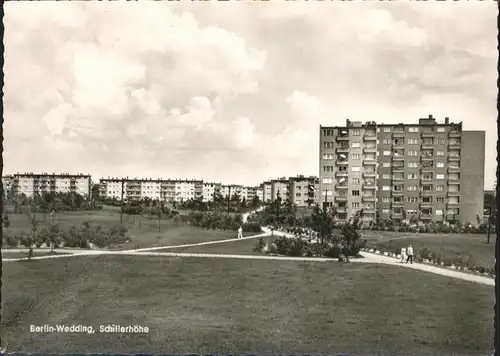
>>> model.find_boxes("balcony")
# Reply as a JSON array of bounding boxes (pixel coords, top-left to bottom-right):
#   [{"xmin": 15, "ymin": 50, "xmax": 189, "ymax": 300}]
[
  {"xmin": 363, "ymin": 208, "xmax": 375, "ymax": 214},
  {"xmin": 420, "ymin": 164, "xmax": 434, "ymax": 172},
  {"xmin": 337, "ymin": 159, "xmax": 349, "ymax": 165},
  {"xmin": 448, "ymin": 131, "xmax": 461, "ymax": 138},
  {"xmin": 336, "ymin": 206, "xmax": 347, "ymax": 213},
  {"xmin": 391, "ymin": 165, "xmax": 404, "ymax": 172},
  {"xmin": 363, "ymin": 158, "xmax": 377, "ymax": 166},
  {"xmin": 363, "ymin": 133, "xmax": 377, "ymax": 141},
  {"xmin": 421, "ymin": 131, "xmax": 435, "ymax": 138},
  {"xmin": 392, "ymin": 131, "xmax": 405, "ymax": 138},
  {"xmin": 447, "ymin": 178, "xmax": 460, "ymax": 185},
  {"xmin": 420, "ymin": 201, "xmax": 434, "ymax": 208},
  {"xmin": 392, "ymin": 176, "xmax": 404, "ymax": 181},
  {"xmin": 335, "ymin": 171, "xmax": 349, "ymax": 178},
  {"xmin": 421, "ymin": 154, "xmax": 434, "ymax": 161},
  {"xmin": 336, "ymin": 146, "xmax": 349, "ymax": 153},
  {"xmin": 421, "ymin": 142, "xmax": 435, "ymax": 150},
  {"xmin": 391, "ymin": 154, "xmax": 405, "ymax": 161},
  {"xmin": 448, "ymin": 155, "xmax": 461, "ymax": 161},
  {"xmin": 363, "ymin": 146, "xmax": 377, "ymax": 153},
  {"xmin": 421, "ymin": 177, "xmax": 434, "ymax": 182},
  {"xmin": 335, "ymin": 184, "xmax": 349, "ymax": 190},
  {"xmin": 336, "ymin": 135, "xmax": 349, "ymax": 141},
  {"xmin": 391, "ymin": 212, "xmax": 403, "ymax": 219},
  {"xmin": 420, "ymin": 190, "xmax": 433, "ymax": 196},
  {"xmin": 335, "ymin": 196, "xmax": 348, "ymax": 202},
  {"xmin": 448, "ymin": 142, "xmax": 461, "ymax": 149},
  {"xmin": 392, "ymin": 189, "xmax": 405, "ymax": 196},
  {"xmin": 420, "ymin": 213, "xmax": 433, "ymax": 220},
  {"xmin": 392, "ymin": 200, "xmax": 404, "ymax": 207},
  {"xmin": 363, "ymin": 184, "xmax": 376, "ymax": 190},
  {"xmin": 447, "ymin": 166, "xmax": 460, "ymax": 173},
  {"xmin": 363, "ymin": 171, "xmax": 376, "ymax": 178},
  {"xmin": 362, "ymin": 195, "xmax": 376, "ymax": 202},
  {"xmin": 447, "ymin": 190, "xmax": 460, "ymax": 196},
  {"xmin": 447, "ymin": 201, "xmax": 460, "ymax": 208}
]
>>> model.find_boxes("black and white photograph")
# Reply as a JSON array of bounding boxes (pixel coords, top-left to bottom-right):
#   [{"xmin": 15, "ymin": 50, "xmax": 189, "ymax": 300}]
[{"xmin": 0, "ymin": 1, "xmax": 497, "ymax": 355}]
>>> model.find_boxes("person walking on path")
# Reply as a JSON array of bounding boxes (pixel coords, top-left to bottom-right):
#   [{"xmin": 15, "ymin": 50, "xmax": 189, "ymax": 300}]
[
  {"xmin": 400, "ymin": 245, "xmax": 407, "ymax": 263},
  {"xmin": 406, "ymin": 244, "xmax": 414, "ymax": 264},
  {"xmin": 237, "ymin": 226, "xmax": 243, "ymax": 239}
]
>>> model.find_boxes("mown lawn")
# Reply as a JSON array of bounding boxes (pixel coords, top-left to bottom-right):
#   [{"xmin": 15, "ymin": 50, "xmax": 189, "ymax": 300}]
[
  {"xmin": 1, "ymin": 251, "xmax": 72, "ymax": 259},
  {"xmin": 361, "ymin": 230, "xmax": 496, "ymax": 266},
  {"xmin": 1, "ymin": 255, "xmax": 494, "ymax": 355},
  {"xmin": 3, "ymin": 210, "xmax": 237, "ymax": 250},
  {"xmin": 166, "ymin": 235, "xmax": 274, "ymax": 255}
]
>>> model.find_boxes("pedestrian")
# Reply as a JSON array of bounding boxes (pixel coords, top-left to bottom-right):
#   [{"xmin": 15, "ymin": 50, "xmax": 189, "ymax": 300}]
[
  {"xmin": 406, "ymin": 244, "xmax": 414, "ymax": 264},
  {"xmin": 400, "ymin": 245, "xmax": 407, "ymax": 263},
  {"xmin": 237, "ymin": 225, "xmax": 243, "ymax": 239}
]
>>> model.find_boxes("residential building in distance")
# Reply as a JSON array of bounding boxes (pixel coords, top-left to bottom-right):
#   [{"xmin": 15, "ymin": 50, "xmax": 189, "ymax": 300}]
[
  {"xmin": 2, "ymin": 173, "xmax": 92, "ymax": 198},
  {"xmin": 289, "ymin": 175, "xmax": 319, "ymax": 207},
  {"xmin": 271, "ymin": 177, "xmax": 289, "ymax": 202},
  {"xmin": 202, "ymin": 182, "xmax": 221, "ymax": 202},
  {"xmin": 319, "ymin": 115, "xmax": 485, "ymax": 224},
  {"xmin": 256, "ymin": 187, "xmax": 264, "ymax": 202},
  {"xmin": 262, "ymin": 181, "xmax": 272, "ymax": 203}
]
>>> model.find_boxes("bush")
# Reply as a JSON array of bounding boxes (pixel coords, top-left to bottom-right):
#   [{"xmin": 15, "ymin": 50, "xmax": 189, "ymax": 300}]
[
  {"xmin": 242, "ymin": 223, "xmax": 261, "ymax": 233},
  {"xmin": 324, "ymin": 243, "xmax": 342, "ymax": 258},
  {"xmin": 4, "ymin": 234, "xmax": 19, "ymax": 247}
]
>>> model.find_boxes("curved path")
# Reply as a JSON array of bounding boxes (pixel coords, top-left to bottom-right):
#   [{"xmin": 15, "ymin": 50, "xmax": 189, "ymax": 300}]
[{"xmin": 1, "ymin": 208, "xmax": 495, "ymax": 286}]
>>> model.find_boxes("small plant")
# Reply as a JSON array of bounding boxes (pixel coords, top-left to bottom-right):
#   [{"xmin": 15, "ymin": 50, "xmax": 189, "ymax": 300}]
[{"xmin": 253, "ymin": 237, "xmax": 266, "ymax": 252}]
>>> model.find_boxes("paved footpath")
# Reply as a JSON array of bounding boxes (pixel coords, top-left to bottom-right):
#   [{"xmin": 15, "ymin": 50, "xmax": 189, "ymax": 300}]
[{"xmin": 1, "ymin": 212, "xmax": 495, "ymax": 286}]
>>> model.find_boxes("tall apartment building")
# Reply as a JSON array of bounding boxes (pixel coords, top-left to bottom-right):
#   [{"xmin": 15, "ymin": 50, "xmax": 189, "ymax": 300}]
[
  {"xmin": 3, "ymin": 173, "xmax": 92, "ymax": 198},
  {"xmin": 256, "ymin": 187, "xmax": 264, "ymax": 202},
  {"xmin": 261, "ymin": 181, "xmax": 272, "ymax": 203},
  {"xmin": 319, "ymin": 116, "xmax": 485, "ymax": 224},
  {"xmin": 289, "ymin": 175, "xmax": 320, "ymax": 207},
  {"xmin": 202, "ymin": 182, "xmax": 221, "ymax": 202}
]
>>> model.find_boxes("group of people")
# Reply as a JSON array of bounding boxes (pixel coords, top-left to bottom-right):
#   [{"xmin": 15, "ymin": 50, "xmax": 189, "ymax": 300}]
[{"xmin": 400, "ymin": 244, "xmax": 414, "ymax": 264}]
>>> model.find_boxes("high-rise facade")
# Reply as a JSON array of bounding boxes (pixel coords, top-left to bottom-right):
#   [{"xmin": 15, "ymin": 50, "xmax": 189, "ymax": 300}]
[{"xmin": 319, "ymin": 115, "xmax": 485, "ymax": 224}]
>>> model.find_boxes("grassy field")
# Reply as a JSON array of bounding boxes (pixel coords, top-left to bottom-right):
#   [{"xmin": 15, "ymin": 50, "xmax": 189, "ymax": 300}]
[
  {"xmin": 361, "ymin": 230, "xmax": 496, "ymax": 266},
  {"xmin": 1, "ymin": 255, "xmax": 494, "ymax": 355},
  {"xmin": 166, "ymin": 235, "xmax": 274, "ymax": 255},
  {"xmin": 1, "ymin": 251, "xmax": 72, "ymax": 259},
  {"xmin": 3, "ymin": 208, "xmax": 238, "ymax": 250}
]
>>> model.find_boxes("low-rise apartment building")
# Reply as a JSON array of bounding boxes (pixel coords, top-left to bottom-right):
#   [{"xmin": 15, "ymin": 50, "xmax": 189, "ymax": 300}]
[
  {"xmin": 3, "ymin": 173, "xmax": 92, "ymax": 198},
  {"xmin": 289, "ymin": 175, "xmax": 319, "ymax": 207}
]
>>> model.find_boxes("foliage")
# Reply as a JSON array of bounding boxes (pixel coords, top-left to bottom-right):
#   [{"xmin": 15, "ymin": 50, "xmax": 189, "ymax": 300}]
[
  {"xmin": 8, "ymin": 192, "xmax": 100, "ymax": 214},
  {"xmin": 253, "ymin": 237, "xmax": 266, "ymax": 252}
]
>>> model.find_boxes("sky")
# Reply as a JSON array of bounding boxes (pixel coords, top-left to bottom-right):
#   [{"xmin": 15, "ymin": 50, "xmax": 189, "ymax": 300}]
[{"xmin": 3, "ymin": 1, "xmax": 497, "ymax": 188}]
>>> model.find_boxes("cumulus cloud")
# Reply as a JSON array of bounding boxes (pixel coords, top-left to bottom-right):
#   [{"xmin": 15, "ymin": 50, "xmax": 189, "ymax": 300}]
[{"xmin": 2, "ymin": 1, "xmax": 496, "ymax": 187}]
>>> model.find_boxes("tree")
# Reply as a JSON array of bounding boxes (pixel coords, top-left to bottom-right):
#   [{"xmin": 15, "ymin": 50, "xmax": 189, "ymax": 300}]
[
  {"xmin": 48, "ymin": 222, "xmax": 61, "ymax": 252},
  {"xmin": 2, "ymin": 213, "xmax": 10, "ymax": 231}
]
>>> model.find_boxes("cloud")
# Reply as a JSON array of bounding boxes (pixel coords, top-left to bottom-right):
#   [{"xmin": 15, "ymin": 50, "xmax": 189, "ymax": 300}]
[{"xmin": 3, "ymin": 2, "xmax": 497, "ymax": 188}]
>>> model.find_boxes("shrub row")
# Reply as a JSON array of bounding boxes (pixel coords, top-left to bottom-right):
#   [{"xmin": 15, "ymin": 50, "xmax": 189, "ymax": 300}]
[{"xmin": 187, "ymin": 211, "xmax": 262, "ymax": 233}]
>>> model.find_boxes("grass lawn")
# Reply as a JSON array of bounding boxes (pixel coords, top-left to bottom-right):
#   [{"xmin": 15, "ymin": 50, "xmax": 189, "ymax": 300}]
[
  {"xmin": 1, "ymin": 255, "xmax": 494, "ymax": 355},
  {"xmin": 4, "ymin": 210, "xmax": 237, "ymax": 250},
  {"xmin": 361, "ymin": 230, "xmax": 496, "ymax": 266},
  {"xmin": 164, "ymin": 235, "xmax": 274, "ymax": 255},
  {"xmin": 1, "ymin": 251, "xmax": 72, "ymax": 259}
]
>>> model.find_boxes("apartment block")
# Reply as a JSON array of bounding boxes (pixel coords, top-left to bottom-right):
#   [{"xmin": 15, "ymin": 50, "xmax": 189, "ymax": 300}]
[
  {"xmin": 319, "ymin": 115, "xmax": 485, "ymax": 224},
  {"xmin": 261, "ymin": 181, "xmax": 272, "ymax": 203},
  {"xmin": 256, "ymin": 187, "xmax": 264, "ymax": 202},
  {"xmin": 202, "ymin": 182, "xmax": 221, "ymax": 202},
  {"xmin": 3, "ymin": 173, "xmax": 91, "ymax": 198},
  {"xmin": 271, "ymin": 177, "xmax": 289, "ymax": 202},
  {"xmin": 289, "ymin": 175, "xmax": 319, "ymax": 207}
]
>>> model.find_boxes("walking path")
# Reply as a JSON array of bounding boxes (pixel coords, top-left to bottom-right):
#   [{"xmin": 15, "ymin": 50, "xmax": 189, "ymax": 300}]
[{"xmin": 1, "ymin": 208, "xmax": 495, "ymax": 286}]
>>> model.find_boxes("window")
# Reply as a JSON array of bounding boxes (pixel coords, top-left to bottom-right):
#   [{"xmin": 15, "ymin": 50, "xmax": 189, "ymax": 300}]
[
  {"xmin": 407, "ymin": 161, "xmax": 418, "ymax": 168},
  {"xmin": 352, "ymin": 129, "xmax": 360, "ymax": 136},
  {"xmin": 351, "ymin": 142, "xmax": 360, "ymax": 148},
  {"xmin": 436, "ymin": 209, "xmax": 443, "ymax": 215},
  {"xmin": 437, "ymin": 138, "xmax": 446, "ymax": 145},
  {"xmin": 352, "ymin": 153, "xmax": 360, "ymax": 160},
  {"xmin": 435, "ymin": 185, "xmax": 444, "ymax": 192},
  {"xmin": 436, "ymin": 150, "xmax": 445, "ymax": 156},
  {"xmin": 407, "ymin": 185, "xmax": 417, "ymax": 191},
  {"xmin": 393, "ymin": 207, "xmax": 403, "ymax": 214},
  {"xmin": 382, "ymin": 174, "xmax": 390, "ymax": 179},
  {"xmin": 408, "ymin": 150, "xmax": 418, "ymax": 156},
  {"xmin": 382, "ymin": 185, "xmax": 390, "ymax": 191},
  {"xmin": 407, "ymin": 196, "xmax": 418, "ymax": 203},
  {"xmin": 352, "ymin": 190, "xmax": 360, "ymax": 196},
  {"xmin": 352, "ymin": 178, "xmax": 360, "ymax": 184},
  {"xmin": 436, "ymin": 127, "xmax": 445, "ymax": 132},
  {"xmin": 338, "ymin": 166, "xmax": 348, "ymax": 172},
  {"xmin": 383, "ymin": 138, "xmax": 392, "ymax": 144},
  {"xmin": 422, "ymin": 185, "xmax": 432, "ymax": 192},
  {"xmin": 408, "ymin": 127, "xmax": 419, "ymax": 133},
  {"xmin": 323, "ymin": 142, "xmax": 334, "ymax": 148},
  {"xmin": 436, "ymin": 197, "xmax": 445, "ymax": 203},
  {"xmin": 383, "ymin": 151, "xmax": 391, "ymax": 156},
  {"xmin": 436, "ymin": 174, "xmax": 445, "ymax": 180},
  {"xmin": 295, "ymin": 193, "xmax": 301, "ymax": 197},
  {"xmin": 383, "ymin": 127, "xmax": 391, "ymax": 132},
  {"xmin": 383, "ymin": 162, "xmax": 391, "ymax": 167},
  {"xmin": 408, "ymin": 173, "xmax": 417, "ymax": 179},
  {"xmin": 422, "ymin": 196, "xmax": 433, "ymax": 203},
  {"xmin": 323, "ymin": 166, "xmax": 334, "ymax": 172},
  {"xmin": 322, "ymin": 178, "xmax": 333, "ymax": 184},
  {"xmin": 322, "ymin": 190, "xmax": 333, "ymax": 196},
  {"xmin": 352, "ymin": 202, "xmax": 360, "ymax": 208},
  {"xmin": 407, "ymin": 138, "xmax": 419, "ymax": 144},
  {"xmin": 352, "ymin": 166, "xmax": 360, "ymax": 172},
  {"xmin": 323, "ymin": 153, "xmax": 334, "ymax": 160},
  {"xmin": 436, "ymin": 161, "xmax": 445, "ymax": 168},
  {"xmin": 394, "ymin": 196, "xmax": 404, "ymax": 203},
  {"xmin": 382, "ymin": 208, "xmax": 390, "ymax": 214},
  {"xmin": 382, "ymin": 197, "xmax": 390, "ymax": 203}
]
